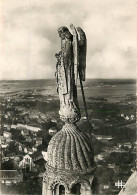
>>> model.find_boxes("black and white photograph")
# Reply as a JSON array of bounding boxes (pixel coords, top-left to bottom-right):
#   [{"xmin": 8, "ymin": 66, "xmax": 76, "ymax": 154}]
[{"xmin": 0, "ymin": 0, "xmax": 137, "ymax": 195}]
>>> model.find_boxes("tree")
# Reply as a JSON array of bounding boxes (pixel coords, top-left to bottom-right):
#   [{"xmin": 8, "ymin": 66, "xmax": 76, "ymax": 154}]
[{"xmin": 1, "ymin": 159, "xmax": 15, "ymax": 170}]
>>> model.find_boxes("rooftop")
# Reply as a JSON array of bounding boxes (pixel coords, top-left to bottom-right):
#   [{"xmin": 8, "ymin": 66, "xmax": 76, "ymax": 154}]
[{"xmin": 0, "ymin": 170, "xmax": 22, "ymax": 178}]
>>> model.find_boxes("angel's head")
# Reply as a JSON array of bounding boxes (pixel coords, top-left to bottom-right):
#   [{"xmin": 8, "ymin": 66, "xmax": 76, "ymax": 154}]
[{"xmin": 58, "ymin": 26, "xmax": 72, "ymax": 40}]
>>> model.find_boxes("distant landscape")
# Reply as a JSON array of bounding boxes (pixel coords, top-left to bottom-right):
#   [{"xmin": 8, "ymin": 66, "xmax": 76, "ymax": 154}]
[{"xmin": 0, "ymin": 79, "xmax": 136, "ymax": 195}]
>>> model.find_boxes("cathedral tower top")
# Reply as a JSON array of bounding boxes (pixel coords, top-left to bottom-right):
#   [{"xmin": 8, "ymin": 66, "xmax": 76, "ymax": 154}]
[{"xmin": 42, "ymin": 24, "xmax": 97, "ymax": 195}]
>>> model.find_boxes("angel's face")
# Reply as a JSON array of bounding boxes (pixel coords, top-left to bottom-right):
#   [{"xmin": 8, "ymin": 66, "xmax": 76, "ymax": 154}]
[
  {"xmin": 58, "ymin": 27, "xmax": 66, "ymax": 40},
  {"xmin": 58, "ymin": 27, "xmax": 71, "ymax": 40},
  {"xmin": 58, "ymin": 31, "xmax": 65, "ymax": 40}
]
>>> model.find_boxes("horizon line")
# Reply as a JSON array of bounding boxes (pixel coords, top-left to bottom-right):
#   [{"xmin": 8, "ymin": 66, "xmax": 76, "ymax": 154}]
[{"xmin": 0, "ymin": 78, "xmax": 136, "ymax": 81}]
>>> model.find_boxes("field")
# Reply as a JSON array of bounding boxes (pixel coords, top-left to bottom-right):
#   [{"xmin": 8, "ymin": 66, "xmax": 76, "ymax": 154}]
[{"xmin": 0, "ymin": 79, "xmax": 136, "ymax": 195}]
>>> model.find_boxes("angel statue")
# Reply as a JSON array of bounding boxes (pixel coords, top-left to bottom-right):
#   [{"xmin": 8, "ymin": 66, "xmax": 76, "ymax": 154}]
[{"xmin": 55, "ymin": 24, "xmax": 87, "ymax": 123}]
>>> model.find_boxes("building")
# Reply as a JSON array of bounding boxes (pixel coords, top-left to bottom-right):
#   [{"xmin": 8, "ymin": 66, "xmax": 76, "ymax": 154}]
[
  {"xmin": 24, "ymin": 147, "xmax": 28, "ymax": 153},
  {"xmin": 17, "ymin": 124, "xmax": 26, "ymax": 129},
  {"xmin": 19, "ymin": 154, "xmax": 35, "ymax": 171},
  {"xmin": 94, "ymin": 154, "xmax": 104, "ymax": 161},
  {"xmin": 14, "ymin": 156, "xmax": 21, "ymax": 164},
  {"xmin": 123, "ymin": 142, "xmax": 132, "ymax": 149},
  {"xmin": 2, "ymin": 156, "xmax": 10, "ymax": 162},
  {"xmin": 0, "ymin": 170, "xmax": 23, "ymax": 185},
  {"xmin": 28, "ymin": 148, "xmax": 33, "ymax": 155},
  {"xmin": 131, "ymin": 114, "xmax": 135, "ymax": 120},
  {"xmin": 134, "ymin": 141, "xmax": 137, "ymax": 150},
  {"xmin": 81, "ymin": 116, "xmax": 87, "ymax": 121},
  {"xmin": 125, "ymin": 116, "xmax": 129, "ymax": 120},
  {"xmin": 16, "ymin": 124, "xmax": 41, "ymax": 132},
  {"xmin": 0, "ymin": 136, "xmax": 5, "ymax": 144},
  {"xmin": 121, "ymin": 113, "xmax": 125, "ymax": 118},
  {"xmin": 36, "ymin": 137, "xmax": 43, "ymax": 146},
  {"xmin": 26, "ymin": 136, "xmax": 32, "ymax": 143},
  {"xmin": 48, "ymin": 127, "xmax": 58, "ymax": 136},
  {"xmin": 42, "ymin": 151, "xmax": 48, "ymax": 161},
  {"xmin": 27, "ymin": 125, "xmax": 41, "ymax": 132},
  {"xmin": 3, "ymin": 132, "xmax": 12, "ymax": 144},
  {"xmin": 3, "ymin": 124, "xmax": 11, "ymax": 131},
  {"xmin": 19, "ymin": 144, "xmax": 23, "ymax": 152},
  {"xmin": 1, "ymin": 143, "xmax": 8, "ymax": 149},
  {"xmin": 31, "ymin": 152, "xmax": 43, "ymax": 162},
  {"xmin": 21, "ymin": 129, "xmax": 29, "ymax": 137},
  {"xmin": 108, "ymin": 164, "xmax": 115, "ymax": 169},
  {"xmin": 5, "ymin": 138, "xmax": 12, "ymax": 143},
  {"xmin": 103, "ymin": 185, "xmax": 109, "ymax": 189},
  {"xmin": 3, "ymin": 131, "xmax": 12, "ymax": 139},
  {"xmin": 32, "ymin": 146, "xmax": 37, "ymax": 152},
  {"xmin": 11, "ymin": 124, "xmax": 17, "ymax": 129},
  {"xmin": 93, "ymin": 134, "xmax": 113, "ymax": 141}
]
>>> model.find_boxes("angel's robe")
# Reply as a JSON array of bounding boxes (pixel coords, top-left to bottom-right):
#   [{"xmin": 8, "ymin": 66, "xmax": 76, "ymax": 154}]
[{"xmin": 56, "ymin": 37, "xmax": 80, "ymax": 122}]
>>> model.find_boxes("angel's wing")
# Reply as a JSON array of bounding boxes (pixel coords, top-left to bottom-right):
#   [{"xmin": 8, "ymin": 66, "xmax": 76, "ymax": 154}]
[
  {"xmin": 76, "ymin": 27, "xmax": 87, "ymax": 81},
  {"xmin": 70, "ymin": 24, "xmax": 79, "ymax": 85}
]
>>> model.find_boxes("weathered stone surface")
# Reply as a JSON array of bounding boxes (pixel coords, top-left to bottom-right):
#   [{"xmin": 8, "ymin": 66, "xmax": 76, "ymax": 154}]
[
  {"xmin": 47, "ymin": 123, "xmax": 94, "ymax": 171},
  {"xmin": 42, "ymin": 24, "xmax": 95, "ymax": 195}
]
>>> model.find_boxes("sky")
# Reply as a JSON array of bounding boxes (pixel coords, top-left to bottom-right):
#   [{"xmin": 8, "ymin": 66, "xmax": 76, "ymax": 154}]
[{"xmin": 0, "ymin": 0, "xmax": 136, "ymax": 80}]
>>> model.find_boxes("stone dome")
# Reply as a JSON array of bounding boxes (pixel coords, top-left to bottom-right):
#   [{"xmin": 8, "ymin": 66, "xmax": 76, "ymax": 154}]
[{"xmin": 47, "ymin": 123, "xmax": 94, "ymax": 171}]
